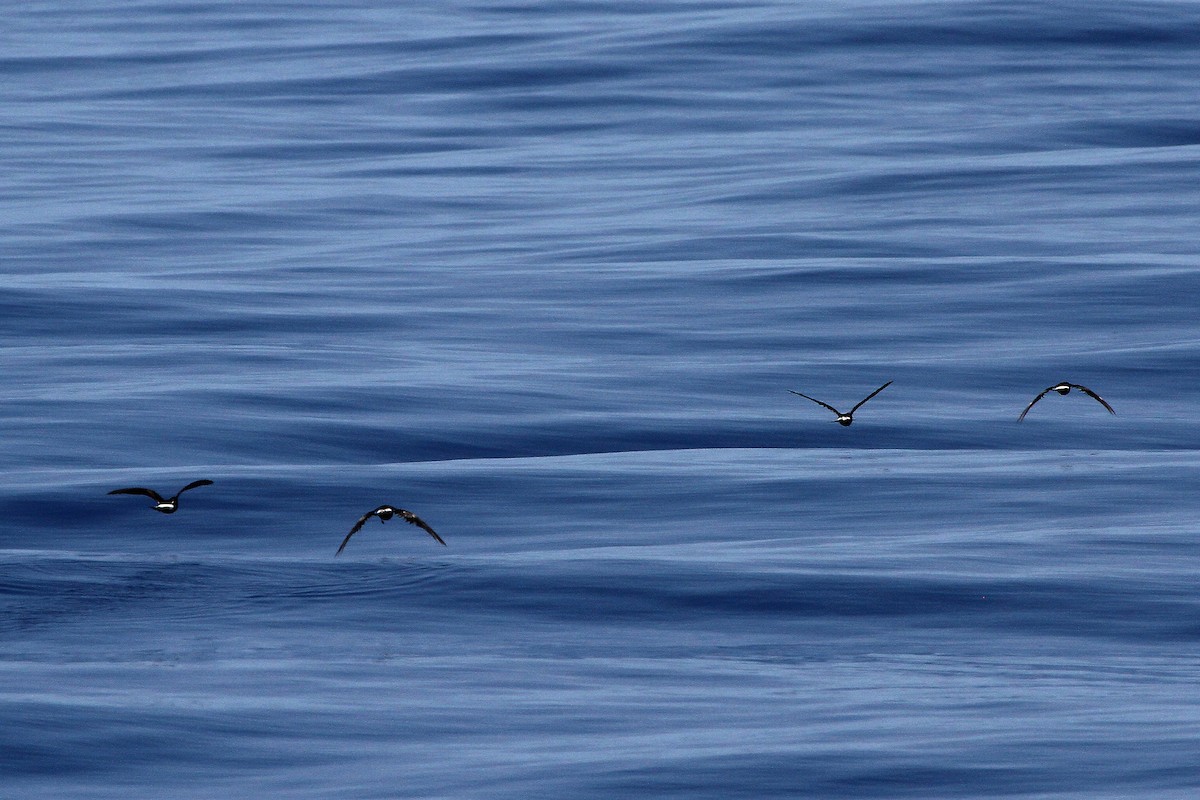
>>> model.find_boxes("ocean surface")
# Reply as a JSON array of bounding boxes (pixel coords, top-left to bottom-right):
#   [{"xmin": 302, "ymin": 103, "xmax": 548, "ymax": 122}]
[{"xmin": 4, "ymin": 1, "xmax": 1200, "ymax": 797}]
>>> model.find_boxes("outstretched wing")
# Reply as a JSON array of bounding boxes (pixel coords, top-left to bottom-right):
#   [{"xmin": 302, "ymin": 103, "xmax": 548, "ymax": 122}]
[
  {"xmin": 1017, "ymin": 386, "xmax": 1054, "ymax": 421},
  {"xmin": 108, "ymin": 487, "xmax": 164, "ymax": 503},
  {"xmin": 176, "ymin": 479, "xmax": 214, "ymax": 496},
  {"xmin": 788, "ymin": 391, "xmax": 841, "ymax": 416},
  {"xmin": 335, "ymin": 508, "xmax": 381, "ymax": 556},
  {"xmin": 850, "ymin": 380, "xmax": 893, "ymax": 415},
  {"xmin": 1071, "ymin": 384, "xmax": 1115, "ymax": 415},
  {"xmin": 397, "ymin": 509, "xmax": 447, "ymax": 546}
]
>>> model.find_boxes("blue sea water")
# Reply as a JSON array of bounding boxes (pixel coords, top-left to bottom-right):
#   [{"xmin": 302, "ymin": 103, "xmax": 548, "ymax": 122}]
[{"xmin": 4, "ymin": 0, "xmax": 1200, "ymax": 796}]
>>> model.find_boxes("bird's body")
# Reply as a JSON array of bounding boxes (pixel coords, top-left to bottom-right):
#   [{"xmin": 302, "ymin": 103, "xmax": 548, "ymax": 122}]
[
  {"xmin": 336, "ymin": 504, "xmax": 445, "ymax": 555},
  {"xmin": 789, "ymin": 381, "xmax": 893, "ymax": 426},
  {"xmin": 1018, "ymin": 382, "xmax": 1115, "ymax": 421},
  {"xmin": 108, "ymin": 479, "xmax": 213, "ymax": 513}
]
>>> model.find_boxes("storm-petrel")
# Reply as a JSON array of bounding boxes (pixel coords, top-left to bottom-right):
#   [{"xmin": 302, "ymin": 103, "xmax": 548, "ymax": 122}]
[
  {"xmin": 335, "ymin": 505, "xmax": 446, "ymax": 556},
  {"xmin": 108, "ymin": 479, "xmax": 213, "ymax": 514},
  {"xmin": 789, "ymin": 381, "xmax": 893, "ymax": 426},
  {"xmin": 1018, "ymin": 382, "xmax": 1115, "ymax": 421}
]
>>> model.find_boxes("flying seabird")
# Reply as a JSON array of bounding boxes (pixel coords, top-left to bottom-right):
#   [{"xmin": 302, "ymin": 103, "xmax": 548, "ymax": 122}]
[
  {"xmin": 789, "ymin": 380, "xmax": 893, "ymax": 426},
  {"xmin": 335, "ymin": 505, "xmax": 446, "ymax": 556},
  {"xmin": 107, "ymin": 479, "xmax": 213, "ymax": 514},
  {"xmin": 1018, "ymin": 382, "xmax": 1115, "ymax": 421}
]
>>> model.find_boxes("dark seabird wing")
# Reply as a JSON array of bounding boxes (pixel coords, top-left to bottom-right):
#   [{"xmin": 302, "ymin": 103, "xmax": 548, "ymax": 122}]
[
  {"xmin": 108, "ymin": 487, "xmax": 165, "ymax": 503},
  {"xmin": 335, "ymin": 507, "xmax": 383, "ymax": 556},
  {"xmin": 788, "ymin": 391, "xmax": 842, "ymax": 416},
  {"xmin": 1070, "ymin": 384, "xmax": 1115, "ymax": 415},
  {"xmin": 176, "ymin": 479, "xmax": 214, "ymax": 496},
  {"xmin": 397, "ymin": 509, "xmax": 447, "ymax": 546},
  {"xmin": 850, "ymin": 380, "xmax": 893, "ymax": 415},
  {"xmin": 1017, "ymin": 386, "xmax": 1054, "ymax": 421}
]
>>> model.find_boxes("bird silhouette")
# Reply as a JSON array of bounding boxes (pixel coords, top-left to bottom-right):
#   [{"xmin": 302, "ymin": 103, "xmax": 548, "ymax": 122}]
[
  {"xmin": 336, "ymin": 505, "xmax": 446, "ymax": 556},
  {"xmin": 108, "ymin": 479, "xmax": 213, "ymax": 514},
  {"xmin": 789, "ymin": 381, "xmax": 893, "ymax": 426},
  {"xmin": 1018, "ymin": 382, "xmax": 1115, "ymax": 421}
]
